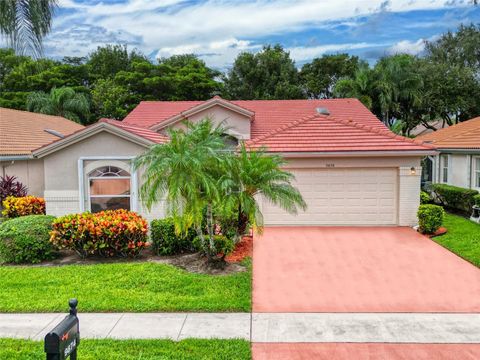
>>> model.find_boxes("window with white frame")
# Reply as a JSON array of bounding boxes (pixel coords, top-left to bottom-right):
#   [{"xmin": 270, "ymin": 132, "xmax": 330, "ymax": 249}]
[
  {"xmin": 441, "ymin": 154, "xmax": 450, "ymax": 183},
  {"xmin": 474, "ymin": 157, "xmax": 480, "ymax": 189},
  {"xmin": 88, "ymin": 166, "xmax": 131, "ymax": 212}
]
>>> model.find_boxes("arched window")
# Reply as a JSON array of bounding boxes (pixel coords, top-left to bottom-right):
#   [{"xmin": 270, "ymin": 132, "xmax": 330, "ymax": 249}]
[{"xmin": 88, "ymin": 166, "xmax": 130, "ymax": 212}]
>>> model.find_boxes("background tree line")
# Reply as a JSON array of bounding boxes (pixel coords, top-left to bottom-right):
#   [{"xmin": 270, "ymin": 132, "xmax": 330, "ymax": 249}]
[{"xmin": 0, "ymin": 23, "xmax": 479, "ymax": 135}]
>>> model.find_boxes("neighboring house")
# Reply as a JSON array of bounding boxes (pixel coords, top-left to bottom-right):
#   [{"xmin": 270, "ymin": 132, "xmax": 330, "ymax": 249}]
[
  {"xmin": 410, "ymin": 120, "xmax": 449, "ymax": 137},
  {"xmin": 1, "ymin": 97, "xmax": 435, "ymax": 226},
  {"xmin": 0, "ymin": 108, "xmax": 84, "ymax": 196},
  {"xmin": 417, "ymin": 117, "xmax": 480, "ymax": 191}
]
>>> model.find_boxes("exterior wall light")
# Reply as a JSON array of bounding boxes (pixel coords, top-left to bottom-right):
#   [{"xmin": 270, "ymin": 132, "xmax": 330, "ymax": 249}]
[{"xmin": 410, "ymin": 167, "xmax": 416, "ymax": 175}]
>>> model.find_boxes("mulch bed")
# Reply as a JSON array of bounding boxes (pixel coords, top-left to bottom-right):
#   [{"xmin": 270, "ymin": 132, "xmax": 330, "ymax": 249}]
[
  {"xmin": 226, "ymin": 236, "xmax": 253, "ymax": 263},
  {"xmin": 425, "ymin": 227, "xmax": 448, "ymax": 238}
]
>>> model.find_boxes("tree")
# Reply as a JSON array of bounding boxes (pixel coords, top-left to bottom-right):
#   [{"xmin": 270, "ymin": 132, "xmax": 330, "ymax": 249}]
[
  {"xmin": 300, "ymin": 54, "xmax": 361, "ymax": 99},
  {"xmin": 135, "ymin": 119, "xmax": 306, "ymax": 261},
  {"xmin": 91, "ymin": 78, "xmax": 131, "ymax": 120},
  {"xmin": 221, "ymin": 144, "xmax": 306, "ymax": 237},
  {"xmin": 0, "ymin": 0, "xmax": 57, "ymax": 56},
  {"xmin": 26, "ymin": 86, "xmax": 90, "ymax": 123},
  {"xmin": 333, "ymin": 65, "xmax": 374, "ymax": 109},
  {"xmin": 425, "ymin": 23, "xmax": 480, "ymax": 76},
  {"xmin": 224, "ymin": 44, "xmax": 304, "ymax": 100}
]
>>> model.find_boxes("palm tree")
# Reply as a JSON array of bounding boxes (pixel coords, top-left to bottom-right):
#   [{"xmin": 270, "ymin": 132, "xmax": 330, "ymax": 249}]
[
  {"xmin": 135, "ymin": 119, "xmax": 227, "ymax": 259},
  {"xmin": 333, "ymin": 66, "xmax": 374, "ymax": 109},
  {"xmin": 221, "ymin": 144, "xmax": 307, "ymax": 239},
  {"xmin": 26, "ymin": 87, "xmax": 90, "ymax": 123},
  {"xmin": 0, "ymin": 0, "xmax": 58, "ymax": 56}
]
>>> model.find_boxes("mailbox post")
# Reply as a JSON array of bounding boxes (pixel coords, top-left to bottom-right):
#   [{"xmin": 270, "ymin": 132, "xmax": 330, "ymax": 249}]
[{"xmin": 44, "ymin": 299, "xmax": 80, "ymax": 360}]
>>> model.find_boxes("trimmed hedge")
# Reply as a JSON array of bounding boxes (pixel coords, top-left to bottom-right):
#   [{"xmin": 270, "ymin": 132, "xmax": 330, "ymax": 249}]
[
  {"xmin": 431, "ymin": 184, "xmax": 478, "ymax": 214},
  {"xmin": 417, "ymin": 204, "xmax": 444, "ymax": 234},
  {"xmin": 150, "ymin": 218, "xmax": 197, "ymax": 256},
  {"xmin": 2, "ymin": 196, "xmax": 46, "ymax": 218},
  {"xmin": 420, "ymin": 191, "xmax": 430, "ymax": 205},
  {"xmin": 0, "ymin": 215, "xmax": 56, "ymax": 264},
  {"xmin": 50, "ymin": 210, "xmax": 148, "ymax": 258},
  {"xmin": 474, "ymin": 194, "xmax": 480, "ymax": 207}
]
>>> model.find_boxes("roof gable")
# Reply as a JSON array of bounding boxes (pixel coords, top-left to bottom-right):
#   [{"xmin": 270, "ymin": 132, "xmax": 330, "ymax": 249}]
[{"xmin": 417, "ymin": 117, "xmax": 480, "ymax": 149}]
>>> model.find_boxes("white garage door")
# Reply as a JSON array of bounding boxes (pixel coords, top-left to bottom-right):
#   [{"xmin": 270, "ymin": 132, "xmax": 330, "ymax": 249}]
[{"xmin": 262, "ymin": 168, "xmax": 398, "ymax": 225}]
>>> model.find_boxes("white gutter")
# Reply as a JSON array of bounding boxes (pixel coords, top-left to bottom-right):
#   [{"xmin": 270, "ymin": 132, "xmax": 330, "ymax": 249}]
[
  {"xmin": 0, "ymin": 155, "xmax": 32, "ymax": 161},
  {"xmin": 276, "ymin": 150, "xmax": 438, "ymax": 158}
]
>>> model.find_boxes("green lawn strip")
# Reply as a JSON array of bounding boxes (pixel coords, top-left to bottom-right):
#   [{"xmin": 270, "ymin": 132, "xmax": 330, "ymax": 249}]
[
  {"xmin": 0, "ymin": 338, "xmax": 251, "ymax": 360},
  {"xmin": 432, "ymin": 213, "xmax": 480, "ymax": 268},
  {"xmin": 0, "ymin": 261, "xmax": 251, "ymax": 312}
]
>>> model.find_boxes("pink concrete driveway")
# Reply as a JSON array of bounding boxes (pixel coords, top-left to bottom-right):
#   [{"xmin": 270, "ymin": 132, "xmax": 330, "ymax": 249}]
[{"xmin": 253, "ymin": 227, "xmax": 480, "ymax": 312}]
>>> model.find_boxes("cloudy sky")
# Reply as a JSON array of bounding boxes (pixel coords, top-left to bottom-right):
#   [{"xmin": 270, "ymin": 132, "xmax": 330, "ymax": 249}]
[{"xmin": 37, "ymin": 0, "xmax": 480, "ymax": 68}]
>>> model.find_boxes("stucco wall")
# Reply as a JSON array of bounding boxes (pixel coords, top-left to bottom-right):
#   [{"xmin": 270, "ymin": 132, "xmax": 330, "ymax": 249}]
[
  {"xmin": 0, "ymin": 159, "xmax": 45, "ymax": 197},
  {"xmin": 450, "ymin": 154, "xmax": 470, "ymax": 188},
  {"xmin": 42, "ymin": 130, "xmax": 167, "ymax": 221},
  {"xmin": 170, "ymin": 105, "xmax": 251, "ymax": 139}
]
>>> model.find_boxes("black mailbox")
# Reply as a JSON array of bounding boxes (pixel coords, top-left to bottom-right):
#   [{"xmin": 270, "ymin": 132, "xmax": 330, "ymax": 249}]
[{"xmin": 44, "ymin": 299, "xmax": 80, "ymax": 360}]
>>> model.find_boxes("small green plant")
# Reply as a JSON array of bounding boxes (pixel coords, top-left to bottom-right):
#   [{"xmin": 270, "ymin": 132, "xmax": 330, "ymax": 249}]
[
  {"xmin": 0, "ymin": 215, "xmax": 56, "ymax": 264},
  {"xmin": 417, "ymin": 204, "xmax": 444, "ymax": 234},
  {"xmin": 150, "ymin": 218, "xmax": 197, "ymax": 255},
  {"xmin": 420, "ymin": 191, "xmax": 430, "ymax": 204},
  {"xmin": 431, "ymin": 184, "xmax": 478, "ymax": 214},
  {"xmin": 193, "ymin": 235, "xmax": 235, "ymax": 261}
]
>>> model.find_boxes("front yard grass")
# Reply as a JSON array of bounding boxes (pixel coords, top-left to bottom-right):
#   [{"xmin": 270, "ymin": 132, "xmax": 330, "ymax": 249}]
[
  {"xmin": 0, "ymin": 338, "xmax": 251, "ymax": 360},
  {"xmin": 0, "ymin": 261, "xmax": 251, "ymax": 312},
  {"xmin": 432, "ymin": 213, "xmax": 480, "ymax": 268}
]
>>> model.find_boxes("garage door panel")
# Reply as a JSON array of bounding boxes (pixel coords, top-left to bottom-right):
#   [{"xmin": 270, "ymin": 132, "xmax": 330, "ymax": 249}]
[{"xmin": 263, "ymin": 168, "xmax": 398, "ymax": 225}]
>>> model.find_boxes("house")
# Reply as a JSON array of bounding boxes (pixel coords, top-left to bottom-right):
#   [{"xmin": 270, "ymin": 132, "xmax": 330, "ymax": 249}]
[
  {"xmin": 410, "ymin": 120, "xmax": 449, "ymax": 137},
  {"xmin": 1, "ymin": 97, "xmax": 435, "ymax": 226},
  {"xmin": 417, "ymin": 116, "xmax": 480, "ymax": 190},
  {"xmin": 0, "ymin": 108, "xmax": 84, "ymax": 196}
]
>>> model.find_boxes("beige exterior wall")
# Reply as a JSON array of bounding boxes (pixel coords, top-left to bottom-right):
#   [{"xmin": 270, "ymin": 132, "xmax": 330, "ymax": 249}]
[
  {"xmin": 42, "ymin": 130, "xmax": 167, "ymax": 221},
  {"xmin": 169, "ymin": 105, "xmax": 251, "ymax": 139},
  {"xmin": 450, "ymin": 154, "xmax": 469, "ymax": 188},
  {"xmin": 0, "ymin": 159, "xmax": 45, "ymax": 197},
  {"xmin": 261, "ymin": 156, "xmax": 422, "ymax": 227}
]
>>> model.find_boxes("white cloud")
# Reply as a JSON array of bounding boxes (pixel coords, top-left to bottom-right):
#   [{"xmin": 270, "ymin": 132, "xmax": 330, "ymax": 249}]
[
  {"xmin": 43, "ymin": 0, "xmax": 467, "ymax": 66},
  {"xmin": 388, "ymin": 39, "xmax": 426, "ymax": 55},
  {"xmin": 288, "ymin": 42, "xmax": 386, "ymax": 62}
]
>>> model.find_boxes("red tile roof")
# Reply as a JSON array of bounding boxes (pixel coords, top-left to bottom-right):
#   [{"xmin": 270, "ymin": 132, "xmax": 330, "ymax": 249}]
[
  {"xmin": 245, "ymin": 114, "xmax": 435, "ymax": 152},
  {"xmin": 123, "ymin": 98, "xmax": 387, "ymax": 138},
  {"xmin": 416, "ymin": 117, "xmax": 480, "ymax": 149},
  {"xmin": 99, "ymin": 118, "xmax": 168, "ymax": 144},
  {"xmin": 123, "ymin": 97, "xmax": 433, "ymax": 153}
]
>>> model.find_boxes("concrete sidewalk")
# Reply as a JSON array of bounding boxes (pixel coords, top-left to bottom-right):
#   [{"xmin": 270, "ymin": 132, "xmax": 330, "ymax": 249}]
[{"xmin": 1, "ymin": 313, "xmax": 480, "ymax": 343}]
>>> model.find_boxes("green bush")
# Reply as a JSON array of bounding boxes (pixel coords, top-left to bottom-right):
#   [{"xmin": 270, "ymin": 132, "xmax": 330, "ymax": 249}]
[
  {"xmin": 474, "ymin": 194, "xmax": 480, "ymax": 207},
  {"xmin": 150, "ymin": 218, "xmax": 197, "ymax": 256},
  {"xmin": 417, "ymin": 204, "xmax": 444, "ymax": 234},
  {"xmin": 0, "ymin": 215, "xmax": 56, "ymax": 264},
  {"xmin": 420, "ymin": 191, "xmax": 430, "ymax": 204},
  {"xmin": 193, "ymin": 235, "xmax": 235, "ymax": 260},
  {"xmin": 431, "ymin": 184, "xmax": 478, "ymax": 214}
]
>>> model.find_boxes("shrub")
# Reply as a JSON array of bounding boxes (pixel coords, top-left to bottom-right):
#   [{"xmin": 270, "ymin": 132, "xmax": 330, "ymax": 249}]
[
  {"xmin": 150, "ymin": 218, "xmax": 197, "ymax": 255},
  {"xmin": 0, "ymin": 175, "xmax": 28, "ymax": 203},
  {"xmin": 431, "ymin": 184, "xmax": 478, "ymax": 214},
  {"xmin": 0, "ymin": 215, "xmax": 56, "ymax": 264},
  {"xmin": 474, "ymin": 194, "xmax": 480, "ymax": 207},
  {"xmin": 193, "ymin": 235, "xmax": 235, "ymax": 260},
  {"xmin": 417, "ymin": 204, "xmax": 444, "ymax": 234},
  {"xmin": 1, "ymin": 196, "xmax": 46, "ymax": 218},
  {"xmin": 420, "ymin": 191, "xmax": 430, "ymax": 205},
  {"xmin": 50, "ymin": 209, "xmax": 148, "ymax": 258}
]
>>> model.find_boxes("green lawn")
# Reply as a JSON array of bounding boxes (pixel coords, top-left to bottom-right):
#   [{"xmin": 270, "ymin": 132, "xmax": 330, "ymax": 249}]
[
  {"xmin": 0, "ymin": 338, "xmax": 251, "ymax": 360},
  {"xmin": 0, "ymin": 261, "xmax": 251, "ymax": 312},
  {"xmin": 432, "ymin": 213, "xmax": 480, "ymax": 268}
]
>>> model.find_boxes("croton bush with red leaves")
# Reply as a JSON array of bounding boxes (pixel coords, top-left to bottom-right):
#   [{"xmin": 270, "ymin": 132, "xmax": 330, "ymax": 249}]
[
  {"xmin": 2, "ymin": 196, "xmax": 46, "ymax": 218},
  {"xmin": 50, "ymin": 209, "xmax": 149, "ymax": 258}
]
